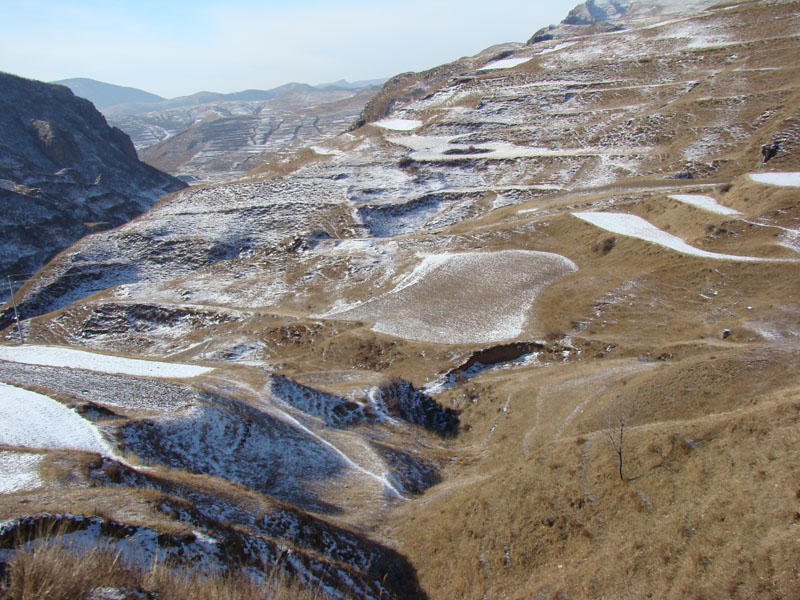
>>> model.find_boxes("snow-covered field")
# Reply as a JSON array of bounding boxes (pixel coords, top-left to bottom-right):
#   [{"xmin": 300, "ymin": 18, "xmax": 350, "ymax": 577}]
[
  {"xmin": 325, "ymin": 250, "xmax": 578, "ymax": 344},
  {"xmin": 748, "ymin": 173, "xmax": 800, "ymax": 187},
  {"xmin": 668, "ymin": 194, "xmax": 741, "ymax": 215},
  {"xmin": 372, "ymin": 118, "xmax": 423, "ymax": 131},
  {"xmin": 0, "ymin": 451, "xmax": 43, "ymax": 494},
  {"xmin": 573, "ymin": 212, "xmax": 791, "ymax": 262},
  {"xmin": 0, "ymin": 345, "xmax": 213, "ymax": 379},
  {"xmin": 0, "ymin": 383, "xmax": 111, "ymax": 455}
]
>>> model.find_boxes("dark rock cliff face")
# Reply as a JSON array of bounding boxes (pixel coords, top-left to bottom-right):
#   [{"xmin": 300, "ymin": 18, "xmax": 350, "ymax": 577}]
[{"xmin": 0, "ymin": 72, "xmax": 186, "ymax": 282}]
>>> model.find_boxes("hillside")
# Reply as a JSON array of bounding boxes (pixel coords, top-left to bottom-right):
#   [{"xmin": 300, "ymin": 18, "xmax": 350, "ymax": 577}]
[
  {"xmin": 56, "ymin": 78, "xmax": 385, "ymax": 182},
  {"xmin": 0, "ymin": 73, "xmax": 185, "ymax": 284},
  {"xmin": 131, "ymin": 85, "xmax": 380, "ymax": 182},
  {"xmin": 2, "ymin": 0, "xmax": 800, "ymax": 598}
]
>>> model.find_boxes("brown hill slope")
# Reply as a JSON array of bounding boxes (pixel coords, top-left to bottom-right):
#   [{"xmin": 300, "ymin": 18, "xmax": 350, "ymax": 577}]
[
  {"xmin": 2, "ymin": 0, "xmax": 800, "ymax": 598},
  {"xmin": 114, "ymin": 85, "xmax": 381, "ymax": 182}
]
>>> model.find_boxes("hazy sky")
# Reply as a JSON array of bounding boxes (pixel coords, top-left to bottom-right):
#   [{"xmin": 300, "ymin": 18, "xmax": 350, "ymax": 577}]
[{"xmin": 1, "ymin": 0, "xmax": 580, "ymax": 98}]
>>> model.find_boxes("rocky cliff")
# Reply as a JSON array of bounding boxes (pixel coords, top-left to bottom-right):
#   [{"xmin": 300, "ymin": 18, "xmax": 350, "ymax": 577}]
[{"xmin": 0, "ymin": 72, "xmax": 185, "ymax": 284}]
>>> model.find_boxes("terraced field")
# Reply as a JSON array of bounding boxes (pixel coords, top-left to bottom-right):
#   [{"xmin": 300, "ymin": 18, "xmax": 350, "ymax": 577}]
[{"xmin": 2, "ymin": 1, "xmax": 800, "ymax": 598}]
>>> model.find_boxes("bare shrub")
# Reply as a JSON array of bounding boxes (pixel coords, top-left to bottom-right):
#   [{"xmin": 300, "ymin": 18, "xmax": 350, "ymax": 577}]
[
  {"xmin": 603, "ymin": 396, "xmax": 641, "ymax": 482},
  {"xmin": 594, "ymin": 236, "xmax": 617, "ymax": 255}
]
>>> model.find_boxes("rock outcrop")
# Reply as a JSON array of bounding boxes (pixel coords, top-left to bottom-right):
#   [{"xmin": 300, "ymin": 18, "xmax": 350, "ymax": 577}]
[
  {"xmin": 563, "ymin": 0, "xmax": 632, "ymax": 25},
  {"xmin": 0, "ymin": 72, "xmax": 185, "ymax": 282}
]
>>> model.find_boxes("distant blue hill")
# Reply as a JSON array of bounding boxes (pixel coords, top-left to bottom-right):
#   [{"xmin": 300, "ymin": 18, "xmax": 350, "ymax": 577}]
[
  {"xmin": 53, "ymin": 77, "xmax": 388, "ymax": 116},
  {"xmin": 52, "ymin": 78, "xmax": 165, "ymax": 110}
]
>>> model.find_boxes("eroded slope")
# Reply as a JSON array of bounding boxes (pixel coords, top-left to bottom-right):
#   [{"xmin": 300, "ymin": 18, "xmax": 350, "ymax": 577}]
[{"xmin": 2, "ymin": 1, "xmax": 800, "ymax": 598}]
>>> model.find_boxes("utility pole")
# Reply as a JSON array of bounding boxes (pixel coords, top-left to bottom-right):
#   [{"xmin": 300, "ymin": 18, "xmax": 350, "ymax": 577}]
[{"xmin": 5, "ymin": 276, "xmax": 24, "ymax": 344}]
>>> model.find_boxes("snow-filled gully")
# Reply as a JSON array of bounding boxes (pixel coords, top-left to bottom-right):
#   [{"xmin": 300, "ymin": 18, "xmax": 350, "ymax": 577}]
[
  {"xmin": 272, "ymin": 407, "xmax": 406, "ymax": 499},
  {"xmin": 206, "ymin": 376, "xmax": 405, "ymax": 499},
  {"xmin": 0, "ymin": 343, "xmax": 404, "ymax": 501}
]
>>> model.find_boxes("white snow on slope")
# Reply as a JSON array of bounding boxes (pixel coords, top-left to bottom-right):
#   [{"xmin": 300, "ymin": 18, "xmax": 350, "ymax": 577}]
[
  {"xmin": 668, "ymin": 194, "xmax": 742, "ymax": 215},
  {"xmin": 372, "ymin": 118, "xmax": 423, "ymax": 131},
  {"xmin": 0, "ymin": 451, "xmax": 43, "ymax": 494},
  {"xmin": 748, "ymin": 173, "xmax": 800, "ymax": 187},
  {"xmin": 387, "ymin": 135, "xmax": 648, "ymax": 162},
  {"xmin": 573, "ymin": 212, "xmax": 792, "ymax": 262},
  {"xmin": 0, "ymin": 345, "xmax": 213, "ymax": 379},
  {"xmin": 537, "ymin": 42, "xmax": 578, "ymax": 55},
  {"xmin": 478, "ymin": 57, "xmax": 532, "ymax": 71},
  {"xmin": 326, "ymin": 250, "xmax": 578, "ymax": 344},
  {"xmin": 0, "ymin": 383, "xmax": 111, "ymax": 455}
]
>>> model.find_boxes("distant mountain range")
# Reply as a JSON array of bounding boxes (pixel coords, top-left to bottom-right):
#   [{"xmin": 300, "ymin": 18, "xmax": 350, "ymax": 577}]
[
  {"xmin": 53, "ymin": 77, "xmax": 387, "ymax": 182},
  {"xmin": 52, "ymin": 77, "xmax": 387, "ymax": 116}
]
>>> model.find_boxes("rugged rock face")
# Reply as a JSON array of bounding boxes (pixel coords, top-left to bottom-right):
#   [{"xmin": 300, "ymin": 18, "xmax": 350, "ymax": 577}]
[
  {"xmin": 564, "ymin": 0, "xmax": 632, "ymax": 25},
  {"xmin": 528, "ymin": 0, "xmax": 716, "ymax": 43},
  {"xmin": 0, "ymin": 73, "xmax": 185, "ymax": 282}
]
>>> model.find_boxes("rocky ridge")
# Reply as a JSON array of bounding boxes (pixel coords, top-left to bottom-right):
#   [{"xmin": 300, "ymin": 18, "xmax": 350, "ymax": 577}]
[{"xmin": 0, "ymin": 73, "xmax": 185, "ymax": 283}]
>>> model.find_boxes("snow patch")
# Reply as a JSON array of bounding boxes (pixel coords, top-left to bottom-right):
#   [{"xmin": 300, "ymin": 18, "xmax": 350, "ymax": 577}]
[
  {"xmin": 0, "ymin": 383, "xmax": 112, "ymax": 455},
  {"xmin": 0, "ymin": 451, "xmax": 43, "ymax": 494},
  {"xmin": 0, "ymin": 345, "xmax": 213, "ymax": 379},
  {"xmin": 478, "ymin": 57, "xmax": 532, "ymax": 71},
  {"xmin": 748, "ymin": 173, "xmax": 800, "ymax": 187},
  {"xmin": 387, "ymin": 135, "xmax": 648, "ymax": 162},
  {"xmin": 668, "ymin": 194, "xmax": 741, "ymax": 216},
  {"xmin": 573, "ymin": 212, "xmax": 792, "ymax": 262},
  {"xmin": 372, "ymin": 119, "xmax": 423, "ymax": 131},
  {"xmin": 537, "ymin": 42, "xmax": 578, "ymax": 55}
]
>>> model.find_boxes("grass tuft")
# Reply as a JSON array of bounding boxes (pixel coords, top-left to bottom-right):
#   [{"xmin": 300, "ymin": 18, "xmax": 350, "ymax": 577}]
[{"xmin": 0, "ymin": 535, "xmax": 334, "ymax": 600}]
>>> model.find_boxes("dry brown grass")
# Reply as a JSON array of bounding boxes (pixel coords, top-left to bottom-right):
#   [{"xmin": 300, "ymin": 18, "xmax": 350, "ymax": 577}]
[
  {"xmin": 384, "ymin": 355, "xmax": 800, "ymax": 600},
  {"xmin": 0, "ymin": 535, "xmax": 332, "ymax": 600},
  {"xmin": 2, "ymin": 3, "xmax": 800, "ymax": 600}
]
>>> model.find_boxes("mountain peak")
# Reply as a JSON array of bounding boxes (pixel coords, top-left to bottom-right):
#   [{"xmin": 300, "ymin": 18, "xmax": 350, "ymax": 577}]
[{"xmin": 563, "ymin": 0, "xmax": 632, "ymax": 25}]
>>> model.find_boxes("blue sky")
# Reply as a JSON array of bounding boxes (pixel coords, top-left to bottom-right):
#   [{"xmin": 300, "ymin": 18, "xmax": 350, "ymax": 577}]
[{"xmin": 0, "ymin": 0, "xmax": 580, "ymax": 98}]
